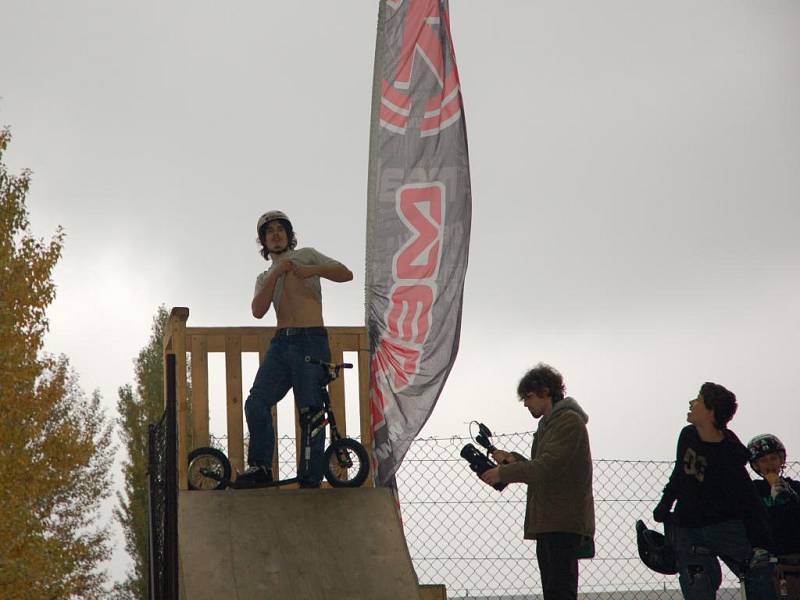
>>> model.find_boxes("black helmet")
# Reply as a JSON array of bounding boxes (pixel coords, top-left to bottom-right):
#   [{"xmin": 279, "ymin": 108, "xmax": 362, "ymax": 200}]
[
  {"xmin": 636, "ymin": 520, "xmax": 677, "ymax": 575},
  {"xmin": 747, "ymin": 433, "xmax": 786, "ymax": 474}
]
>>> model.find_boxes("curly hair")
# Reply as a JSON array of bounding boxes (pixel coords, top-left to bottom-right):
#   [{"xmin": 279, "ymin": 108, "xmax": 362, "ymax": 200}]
[
  {"xmin": 699, "ymin": 381, "xmax": 737, "ymax": 429},
  {"xmin": 257, "ymin": 218, "xmax": 297, "ymax": 261},
  {"xmin": 517, "ymin": 363, "xmax": 566, "ymax": 404}
]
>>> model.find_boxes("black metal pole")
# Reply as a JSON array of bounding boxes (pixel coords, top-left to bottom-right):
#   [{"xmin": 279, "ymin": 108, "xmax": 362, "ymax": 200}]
[{"xmin": 164, "ymin": 353, "xmax": 179, "ymax": 600}]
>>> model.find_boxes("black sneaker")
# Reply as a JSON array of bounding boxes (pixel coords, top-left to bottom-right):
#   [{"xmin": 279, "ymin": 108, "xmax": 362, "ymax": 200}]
[
  {"xmin": 299, "ymin": 479, "xmax": 321, "ymax": 489},
  {"xmin": 232, "ymin": 465, "xmax": 273, "ymax": 488}
]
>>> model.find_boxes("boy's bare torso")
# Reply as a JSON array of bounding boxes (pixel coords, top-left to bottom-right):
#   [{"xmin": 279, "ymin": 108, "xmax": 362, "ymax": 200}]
[{"xmin": 274, "ymin": 269, "xmax": 324, "ymax": 328}]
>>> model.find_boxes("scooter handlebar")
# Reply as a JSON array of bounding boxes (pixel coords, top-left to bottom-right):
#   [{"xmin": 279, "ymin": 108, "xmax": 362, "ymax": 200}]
[{"xmin": 304, "ymin": 356, "xmax": 353, "ymax": 369}]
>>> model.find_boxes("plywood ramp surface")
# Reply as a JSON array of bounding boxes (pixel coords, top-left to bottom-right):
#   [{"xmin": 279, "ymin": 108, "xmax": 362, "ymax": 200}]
[{"xmin": 178, "ymin": 487, "xmax": 421, "ymax": 600}]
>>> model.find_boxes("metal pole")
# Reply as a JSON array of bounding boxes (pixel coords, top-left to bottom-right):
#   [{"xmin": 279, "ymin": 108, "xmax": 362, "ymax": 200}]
[{"xmin": 165, "ymin": 353, "xmax": 179, "ymax": 600}]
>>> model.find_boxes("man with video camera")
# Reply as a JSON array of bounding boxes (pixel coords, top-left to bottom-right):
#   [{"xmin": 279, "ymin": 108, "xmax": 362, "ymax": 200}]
[{"xmin": 480, "ymin": 363, "xmax": 595, "ymax": 600}]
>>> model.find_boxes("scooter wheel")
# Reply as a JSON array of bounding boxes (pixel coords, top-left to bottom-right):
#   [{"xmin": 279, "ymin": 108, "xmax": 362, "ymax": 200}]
[
  {"xmin": 188, "ymin": 447, "xmax": 231, "ymax": 490},
  {"xmin": 323, "ymin": 438, "xmax": 370, "ymax": 488}
]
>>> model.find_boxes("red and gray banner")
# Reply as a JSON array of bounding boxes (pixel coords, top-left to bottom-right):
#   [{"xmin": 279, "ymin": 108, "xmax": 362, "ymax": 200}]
[{"xmin": 366, "ymin": 0, "xmax": 472, "ymax": 486}]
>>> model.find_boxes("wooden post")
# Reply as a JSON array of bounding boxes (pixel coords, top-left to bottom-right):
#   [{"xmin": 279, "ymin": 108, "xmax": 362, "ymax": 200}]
[
  {"xmin": 190, "ymin": 334, "xmax": 209, "ymax": 449},
  {"xmin": 164, "ymin": 307, "xmax": 189, "ymax": 490},
  {"xmin": 225, "ymin": 335, "xmax": 245, "ymax": 475}
]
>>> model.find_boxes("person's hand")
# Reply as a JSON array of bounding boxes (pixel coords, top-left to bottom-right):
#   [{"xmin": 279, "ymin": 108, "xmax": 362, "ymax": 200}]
[
  {"xmin": 480, "ymin": 467, "xmax": 501, "ymax": 486},
  {"xmin": 653, "ymin": 496, "xmax": 673, "ymax": 523},
  {"xmin": 491, "ymin": 450, "xmax": 516, "ymax": 465},
  {"xmin": 749, "ymin": 547, "xmax": 772, "ymax": 569},
  {"xmin": 274, "ymin": 259, "xmax": 295, "ymax": 275}
]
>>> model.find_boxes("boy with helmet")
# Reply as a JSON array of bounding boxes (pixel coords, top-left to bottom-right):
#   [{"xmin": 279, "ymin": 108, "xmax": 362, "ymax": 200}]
[
  {"xmin": 747, "ymin": 434, "xmax": 800, "ymax": 599},
  {"xmin": 236, "ymin": 210, "xmax": 353, "ymax": 488},
  {"xmin": 652, "ymin": 382, "xmax": 776, "ymax": 600}
]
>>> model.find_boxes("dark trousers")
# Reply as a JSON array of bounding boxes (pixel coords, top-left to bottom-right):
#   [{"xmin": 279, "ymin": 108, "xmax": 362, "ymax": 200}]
[
  {"xmin": 536, "ymin": 532, "xmax": 582, "ymax": 600},
  {"xmin": 674, "ymin": 520, "xmax": 777, "ymax": 600}
]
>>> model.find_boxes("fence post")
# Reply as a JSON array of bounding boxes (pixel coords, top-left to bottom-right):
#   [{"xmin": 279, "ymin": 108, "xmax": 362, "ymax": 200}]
[{"xmin": 164, "ymin": 353, "xmax": 179, "ymax": 600}]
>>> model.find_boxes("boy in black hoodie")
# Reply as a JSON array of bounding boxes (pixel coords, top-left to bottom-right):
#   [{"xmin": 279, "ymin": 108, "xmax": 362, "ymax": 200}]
[{"xmin": 653, "ymin": 382, "xmax": 775, "ymax": 600}]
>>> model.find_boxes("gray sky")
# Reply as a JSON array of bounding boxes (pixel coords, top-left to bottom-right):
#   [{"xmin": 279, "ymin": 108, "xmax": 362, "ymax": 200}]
[{"xmin": 3, "ymin": 0, "xmax": 799, "ymax": 586}]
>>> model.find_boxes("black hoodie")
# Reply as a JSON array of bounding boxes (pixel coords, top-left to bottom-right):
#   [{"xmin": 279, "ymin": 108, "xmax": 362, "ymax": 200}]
[{"xmin": 660, "ymin": 425, "xmax": 772, "ymax": 549}]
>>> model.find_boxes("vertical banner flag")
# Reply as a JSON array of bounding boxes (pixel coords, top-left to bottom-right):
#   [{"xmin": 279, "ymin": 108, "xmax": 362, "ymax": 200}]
[{"xmin": 366, "ymin": 0, "xmax": 472, "ymax": 486}]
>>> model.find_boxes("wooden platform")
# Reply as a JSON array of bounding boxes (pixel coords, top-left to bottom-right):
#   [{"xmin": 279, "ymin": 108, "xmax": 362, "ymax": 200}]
[{"xmin": 178, "ymin": 487, "xmax": 423, "ymax": 600}]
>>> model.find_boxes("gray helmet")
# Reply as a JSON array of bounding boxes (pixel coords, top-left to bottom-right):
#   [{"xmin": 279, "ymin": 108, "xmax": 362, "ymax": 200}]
[
  {"xmin": 256, "ymin": 210, "xmax": 291, "ymax": 234},
  {"xmin": 636, "ymin": 520, "xmax": 677, "ymax": 575},
  {"xmin": 747, "ymin": 433, "xmax": 786, "ymax": 474}
]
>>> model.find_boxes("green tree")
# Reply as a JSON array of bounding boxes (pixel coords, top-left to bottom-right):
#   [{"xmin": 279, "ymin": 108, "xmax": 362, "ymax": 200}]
[
  {"xmin": 113, "ymin": 306, "xmax": 169, "ymax": 599},
  {"xmin": 0, "ymin": 128, "xmax": 115, "ymax": 599}
]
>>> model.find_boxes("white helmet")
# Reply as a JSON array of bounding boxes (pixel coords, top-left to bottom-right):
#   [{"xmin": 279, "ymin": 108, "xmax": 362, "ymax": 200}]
[{"xmin": 256, "ymin": 210, "xmax": 291, "ymax": 234}]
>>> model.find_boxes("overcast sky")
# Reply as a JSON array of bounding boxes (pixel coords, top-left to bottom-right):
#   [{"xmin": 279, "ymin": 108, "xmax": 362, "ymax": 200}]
[{"xmin": 3, "ymin": 0, "xmax": 799, "ymax": 586}]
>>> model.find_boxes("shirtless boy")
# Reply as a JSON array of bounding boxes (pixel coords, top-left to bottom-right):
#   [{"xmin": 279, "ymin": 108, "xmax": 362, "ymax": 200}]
[{"xmin": 237, "ymin": 210, "xmax": 352, "ymax": 488}]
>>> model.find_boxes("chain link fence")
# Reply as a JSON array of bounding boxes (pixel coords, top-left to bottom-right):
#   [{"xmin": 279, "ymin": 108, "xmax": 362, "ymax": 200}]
[
  {"xmin": 396, "ymin": 431, "xmax": 798, "ymax": 600},
  {"xmin": 211, "ymin": 431, "xmax": 796, "ymax": 600}
]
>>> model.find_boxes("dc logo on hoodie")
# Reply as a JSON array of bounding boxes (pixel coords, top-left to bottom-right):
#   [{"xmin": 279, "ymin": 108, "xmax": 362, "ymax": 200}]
[{"xmin": 683, "ymin": 448, "xmax": 708, "ymax": 483}]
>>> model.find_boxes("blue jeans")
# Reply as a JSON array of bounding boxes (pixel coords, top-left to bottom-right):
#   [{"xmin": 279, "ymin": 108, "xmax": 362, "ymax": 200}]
[
  {"xmin": 244, "ymin": 330, "xmax": 331, "ymax": 485},
  {"xmin": 675, "ymin": 520, "xmax": 776, "ymax": 600}
]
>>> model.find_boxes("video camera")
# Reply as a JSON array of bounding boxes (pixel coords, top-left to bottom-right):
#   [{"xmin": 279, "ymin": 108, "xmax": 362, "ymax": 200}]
[{"xmin": 460, "ymin": 422, "xmax": 507, "ymax": 491}]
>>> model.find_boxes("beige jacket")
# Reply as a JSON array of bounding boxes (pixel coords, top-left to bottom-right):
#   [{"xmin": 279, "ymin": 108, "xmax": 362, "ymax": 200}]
[{"xmin": 498, "ymin": 397, "xmax": 595, "ymax": 539}]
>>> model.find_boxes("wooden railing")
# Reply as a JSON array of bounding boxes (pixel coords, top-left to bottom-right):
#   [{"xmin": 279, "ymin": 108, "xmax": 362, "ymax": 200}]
[{"xmin": 163, "ymin": 307, "xmax": 373, "ymax": 490}]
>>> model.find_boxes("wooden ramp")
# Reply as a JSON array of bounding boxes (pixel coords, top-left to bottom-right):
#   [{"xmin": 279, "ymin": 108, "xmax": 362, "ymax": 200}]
[{"xmin": 178, "ymin": 487, "xmax": 422, "ymax": 600}]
